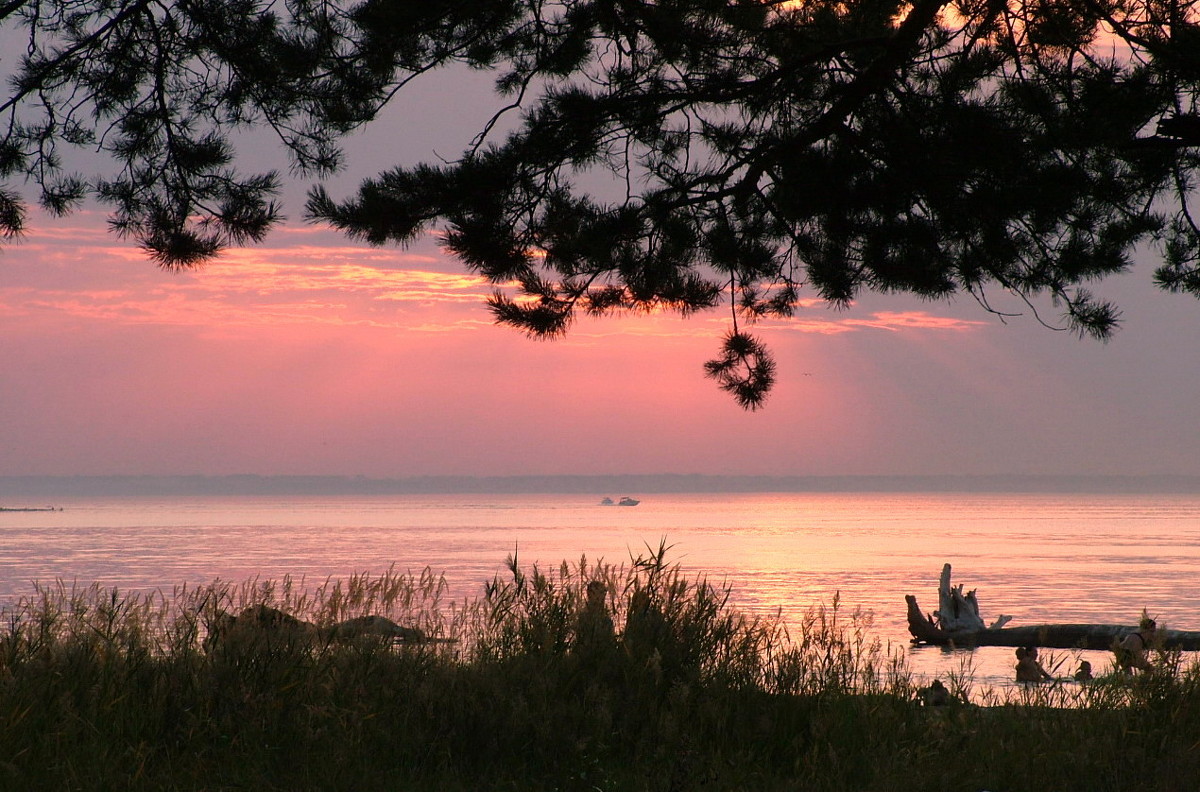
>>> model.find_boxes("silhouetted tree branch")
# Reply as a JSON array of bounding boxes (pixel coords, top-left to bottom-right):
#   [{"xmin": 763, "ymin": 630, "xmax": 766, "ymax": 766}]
[{"xmin": 2, "ymin": 0, "xmax": 1199, "ymax": 406}]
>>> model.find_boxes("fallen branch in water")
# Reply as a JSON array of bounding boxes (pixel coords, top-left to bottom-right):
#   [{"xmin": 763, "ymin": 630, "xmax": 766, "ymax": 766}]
[{"xmin": 905, "ymin": 565, "xmax": 1200, "ymax": 650}]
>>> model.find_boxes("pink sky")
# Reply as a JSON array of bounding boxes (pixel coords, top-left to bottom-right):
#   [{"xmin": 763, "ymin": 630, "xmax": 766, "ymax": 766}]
[
  {"xmin": 0, "ymin": 63, "xmax": 1196, "ymax": 480},
  {"xmin": 3, "ymin": 205, "xmax": 1198, "ymax": 479}
]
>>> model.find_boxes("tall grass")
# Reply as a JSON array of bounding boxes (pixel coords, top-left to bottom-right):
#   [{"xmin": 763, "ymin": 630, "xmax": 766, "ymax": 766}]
[{"xmin": 0, "ymin": 552, "xmax": 1197, "ymax": 790}]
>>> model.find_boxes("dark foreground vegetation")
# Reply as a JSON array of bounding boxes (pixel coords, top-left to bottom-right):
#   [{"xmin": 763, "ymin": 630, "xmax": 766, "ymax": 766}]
[{"xmin": 1, "ymin": 549, "xmax": 1197, "ymax": 791}]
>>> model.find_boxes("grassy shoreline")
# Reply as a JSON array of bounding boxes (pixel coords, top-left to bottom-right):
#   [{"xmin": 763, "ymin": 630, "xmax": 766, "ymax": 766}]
[{"xmin": 1, "ymin": 551, "xmax": 1196, "ymax": 790}]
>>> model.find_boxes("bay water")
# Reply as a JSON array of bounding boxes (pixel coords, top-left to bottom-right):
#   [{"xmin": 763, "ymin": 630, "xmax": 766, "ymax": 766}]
[{"xmin": 3, "ymin": 491, "xmax": 1198, "ymax": 691}]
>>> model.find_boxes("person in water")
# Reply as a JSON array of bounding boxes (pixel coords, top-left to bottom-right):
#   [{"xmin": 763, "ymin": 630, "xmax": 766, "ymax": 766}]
[
  {"xmin": 918, "ymin": 678, "xmax": 953, "ymax": 706},
  {"xmin": 1115, "ymin": 617, "xmax": 1159, "ymax": 674},
  {"xmin": 1015, "ymin": 645, "xmax": 1052, "ymax": 682},
  {"xmin": 1073, "ymin": 660, "xmax": 1093, "ymax": 682},
  {"xmin": 575, "ymin": 579, "xmax": 615, "ymax": 656}
]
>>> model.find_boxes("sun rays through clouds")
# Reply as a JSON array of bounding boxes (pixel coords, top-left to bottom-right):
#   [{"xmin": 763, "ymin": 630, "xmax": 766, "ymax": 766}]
[{"xmin": 11, "ymin": 212, "xmax": 1187, "ymax": 480}]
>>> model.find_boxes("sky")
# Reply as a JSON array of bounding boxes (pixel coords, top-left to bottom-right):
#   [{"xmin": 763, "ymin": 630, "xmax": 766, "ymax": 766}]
[{"xmin": 2, "ymin": 71, "xmax": 1199, "ymax": 480}]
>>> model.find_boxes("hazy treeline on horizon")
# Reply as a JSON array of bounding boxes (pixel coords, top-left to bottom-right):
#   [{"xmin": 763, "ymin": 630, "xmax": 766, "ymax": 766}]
[{"xmin": 4, "ymin": 474, "xmax": 1200, "ymax": 499}]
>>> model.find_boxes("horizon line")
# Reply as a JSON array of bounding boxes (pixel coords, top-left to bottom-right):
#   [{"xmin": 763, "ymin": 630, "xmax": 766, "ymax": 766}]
[{"xmin": 3, "ymin": 473, "xmax": 1200, "ymax": 497}]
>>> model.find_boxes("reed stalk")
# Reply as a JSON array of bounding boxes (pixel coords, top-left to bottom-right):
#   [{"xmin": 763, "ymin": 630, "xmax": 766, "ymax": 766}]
[{"xmin": 0, "ymin": 555, "xmax": 1195, "ymax": 790}]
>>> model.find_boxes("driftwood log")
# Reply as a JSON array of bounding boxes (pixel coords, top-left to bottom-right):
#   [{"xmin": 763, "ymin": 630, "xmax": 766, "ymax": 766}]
[
  {"xmin": 930, "ymin": 563, "xmax": 1009, "ymax": 632},
  {"xmin": 906, "ymin": 565, "xmax": 1200, "ymax": 651}
]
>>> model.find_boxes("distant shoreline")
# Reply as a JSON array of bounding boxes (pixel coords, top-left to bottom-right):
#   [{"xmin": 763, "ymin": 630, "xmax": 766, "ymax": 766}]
[{"xmin": 3, "ymin": 473, "xmax": 1200, "ymax": 497}]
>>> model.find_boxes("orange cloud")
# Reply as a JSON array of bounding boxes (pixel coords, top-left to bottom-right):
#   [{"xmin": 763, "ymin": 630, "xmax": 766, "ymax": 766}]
[
  {"xmin": 840, "ymin": 311, "xmax": 987, "ymax": 332},
  {"xmin": 2, "ymin": 221, "xmax": 499, "ymax": 333},
  {"xmin": 4, "ymin": 216, "xmax": 988, "ymax": 344}
]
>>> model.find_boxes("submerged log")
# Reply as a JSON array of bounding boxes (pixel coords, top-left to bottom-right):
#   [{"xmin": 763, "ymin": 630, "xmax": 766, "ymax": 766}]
[
  {"xmin": 906, "ymin": 565, "xmax": 1200, "ymax": 651},
  {"xmin": 907, "ymin": 593, "xmax": 1200, "ymax": 651}
]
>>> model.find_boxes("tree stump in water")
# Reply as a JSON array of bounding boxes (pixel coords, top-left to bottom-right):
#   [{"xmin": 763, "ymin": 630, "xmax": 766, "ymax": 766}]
[
  {"xmin": 933, "ymin": 563, "xmax": 989, "ymax": 631},
  {"xmin": 906, "ymin": 565, "xmax": 1200, "ymax": 650}
]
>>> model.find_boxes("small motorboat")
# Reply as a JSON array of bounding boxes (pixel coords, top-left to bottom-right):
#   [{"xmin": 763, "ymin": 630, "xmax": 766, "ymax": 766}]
[
  {"xmin": 618, "ymin": 497, "xmax": 640, "ymax": 506},
  {"xmin": 600, "ymin": 497, "xmax": 614, "ymax": 505}
]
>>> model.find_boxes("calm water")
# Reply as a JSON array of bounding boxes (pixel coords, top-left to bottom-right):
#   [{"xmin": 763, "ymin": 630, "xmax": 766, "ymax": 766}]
[{"xmin": 2, "ymin": 491, "xmax": 1199, "ymax": 689}]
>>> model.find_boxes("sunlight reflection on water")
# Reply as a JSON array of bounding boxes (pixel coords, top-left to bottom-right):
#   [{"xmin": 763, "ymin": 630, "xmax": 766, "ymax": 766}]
[{"xmin": 2, "ymin": 491, "xmax": 1199, "ymax": 690}]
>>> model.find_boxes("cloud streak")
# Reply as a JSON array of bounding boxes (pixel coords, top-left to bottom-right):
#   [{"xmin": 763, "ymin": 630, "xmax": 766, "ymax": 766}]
[{"xmin": 5, "ymin": 220, "xmax": 986, "ymax": 340}]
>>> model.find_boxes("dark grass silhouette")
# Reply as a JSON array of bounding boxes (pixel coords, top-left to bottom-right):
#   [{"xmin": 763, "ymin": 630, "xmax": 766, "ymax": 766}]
[{"xmin": 0, "ymin": 548, "xmax": 1197, "ymax": 790}]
